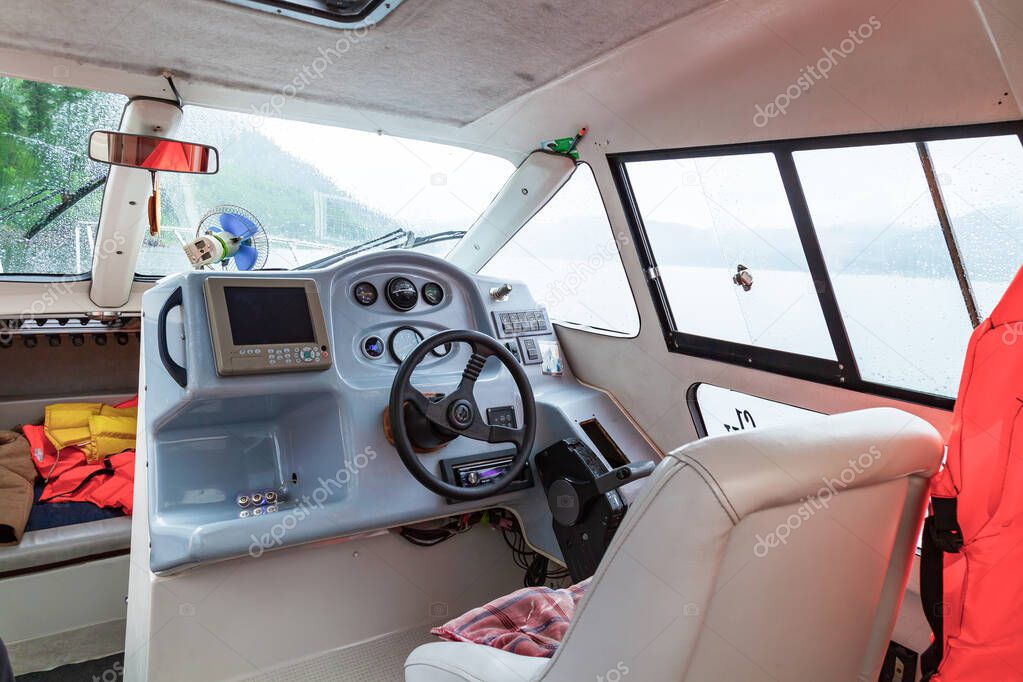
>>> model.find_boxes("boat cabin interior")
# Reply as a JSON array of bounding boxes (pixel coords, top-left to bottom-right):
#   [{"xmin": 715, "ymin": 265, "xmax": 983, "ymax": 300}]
[{"xmin": 1, "ymin": 0, "xmax": 1022, "ymax": 680}]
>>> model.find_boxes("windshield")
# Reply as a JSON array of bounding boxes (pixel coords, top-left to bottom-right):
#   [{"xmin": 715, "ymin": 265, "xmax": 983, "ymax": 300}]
[
  {"xmin": 0, "ymin": 76, "xmax": 127, "ymax": 275},
  {"xmin": 139, "ymin": 106, "xmax": 515, "ymax": 273}
]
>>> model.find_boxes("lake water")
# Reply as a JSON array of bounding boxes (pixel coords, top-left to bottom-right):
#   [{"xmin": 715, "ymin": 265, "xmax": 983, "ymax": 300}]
[{"xmin": 492, "ymin": 254, "xmax": 1001, "ymax": 398}]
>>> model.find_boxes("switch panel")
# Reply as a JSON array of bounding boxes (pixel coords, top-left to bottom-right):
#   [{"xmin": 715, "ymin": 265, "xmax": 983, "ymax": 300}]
[
  {"xmin": 493, "ymin": 309, "xmax": 550, "ymax": 338},
  {"xmin": 486, "ymin": 405, "xmax": 518, "ymax": 428},
  {"xmin": 518, "ymin": 336, "xmax": 542, "ymax": 364}
]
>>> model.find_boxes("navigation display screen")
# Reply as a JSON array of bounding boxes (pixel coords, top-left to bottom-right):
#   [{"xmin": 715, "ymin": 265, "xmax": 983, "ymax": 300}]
[{"xmin": 224, "ymin": 286, "xmax": 316, "ymax": 345}]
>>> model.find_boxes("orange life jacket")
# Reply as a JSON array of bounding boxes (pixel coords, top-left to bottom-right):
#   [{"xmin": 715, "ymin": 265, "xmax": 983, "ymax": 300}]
[
  {"xmin": 22, "ymin": 396, "xmax": 136, "ymax": 514},
  {"xmin": 922, "ymin": 267, "xmax": 1023, "ymax": 680}
]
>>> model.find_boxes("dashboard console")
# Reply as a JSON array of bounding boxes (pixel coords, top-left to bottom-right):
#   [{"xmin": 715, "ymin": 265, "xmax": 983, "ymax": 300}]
[{"xmin": 140, "ymin": 251, "xmax": 660, "ymax": 574}]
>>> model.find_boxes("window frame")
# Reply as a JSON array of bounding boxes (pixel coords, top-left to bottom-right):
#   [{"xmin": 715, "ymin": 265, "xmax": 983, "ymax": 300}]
[
  {"xmin": 218, "ymin": 0, "xmax": 395, "ymax": 29},
  {"xmin": 610, "ymin": 120, "xmax": 1023, "ymax": 410},
  {"xmin": 479, "ymin": 160, "xmax": 641, "ymax": 338}
]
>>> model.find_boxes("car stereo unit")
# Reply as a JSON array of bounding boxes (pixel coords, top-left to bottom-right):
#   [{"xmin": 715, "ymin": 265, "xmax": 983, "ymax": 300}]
[{"xmin": 204, "ymin": 277, "xmax": 332, "ymax": 376}]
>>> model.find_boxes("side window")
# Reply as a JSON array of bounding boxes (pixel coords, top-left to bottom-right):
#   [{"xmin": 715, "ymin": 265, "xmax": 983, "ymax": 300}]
[
  {"xmin": 480, "ymin": 164, "xmax": 639, "ymax": 336},
  {"xmin": 617, "ymin": 126, "xmax": 1023, "ymax": 402},
  {"xmin": 926, "ymin": 135, "xmax": 1023, "ymax": 317},
  {"xmin": 626, "ymin": 153, "xmax": 835, "ymax": 360},
  {"xmin": 689, "ymin": 383, "xmax": 820, "ymax": 437},
  {"xmin": 794, "ymin": 143, "xmax": 973, "ymax": 396}
]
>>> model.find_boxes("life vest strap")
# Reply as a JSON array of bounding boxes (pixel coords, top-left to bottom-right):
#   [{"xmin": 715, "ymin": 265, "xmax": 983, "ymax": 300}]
[
  {"xmin": 920, "ymin": 496, "xmax": 963, "ymax": 680},
  {"xmin": 38, "ymin": 458, "xmax": 115, "ymax": 504},
  {"xmin": 929, "ymin": 496, "xmax": 964, "ymax": 552}
]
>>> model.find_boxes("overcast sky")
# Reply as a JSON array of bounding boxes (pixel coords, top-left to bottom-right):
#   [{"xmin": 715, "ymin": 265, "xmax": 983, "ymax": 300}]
[{"xmin": 259, "ymin": 115, "xmax": 514, "ymax": 230}]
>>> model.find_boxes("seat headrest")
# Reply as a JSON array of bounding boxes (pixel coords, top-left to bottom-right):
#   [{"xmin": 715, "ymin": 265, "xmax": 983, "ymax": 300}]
[{"xmin": 669, "ymin": 407, "xmax": 943, "ymax": 522}]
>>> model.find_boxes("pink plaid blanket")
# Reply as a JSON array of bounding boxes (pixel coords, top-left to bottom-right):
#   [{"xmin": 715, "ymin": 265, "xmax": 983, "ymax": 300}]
[{"xmin": 431, "ymin": 579, "xmax": 591, "ymax": 658}]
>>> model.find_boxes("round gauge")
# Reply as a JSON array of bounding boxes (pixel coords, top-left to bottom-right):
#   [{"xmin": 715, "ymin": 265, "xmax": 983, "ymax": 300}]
[
  {"xmin": 389, "ymin": 326, "xmax": 424, "ymax": 363},
  {"xmin": 385, "ymin": 277, "xmax": 419, "ymax": 311},
  {"xmin": 422, "ymin": 282, "xmax": 444, "ymax": 306},
  {"xmin": 362, "ymin": 336, "xmax": 385, "ymax": 359},
  {"xmin": 353, "ymin": 281, "xmax": 378, "ymax": 306}
]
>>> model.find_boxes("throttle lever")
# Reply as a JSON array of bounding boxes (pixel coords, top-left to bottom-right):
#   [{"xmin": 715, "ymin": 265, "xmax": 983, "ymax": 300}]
[
  {"xmin": 593, "ymin": 461, "xmax": 657, "ymax": 495},
  {"xmin": 548, "ymin": 460, "xmax": 657, "ymax": 527}
]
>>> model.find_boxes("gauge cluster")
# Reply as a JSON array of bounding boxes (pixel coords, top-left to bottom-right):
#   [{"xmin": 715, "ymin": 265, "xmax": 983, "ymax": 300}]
[
  {"xmin": 343, "ymin": 271, "xmax": 458, "ymax": 371},
  {"xmin": 351, "ymin": 277, "xmax": 445, "ymax": 313},
  {"xmin": 362, "ymin": 325, "xmax": 454, "ymax": 364}
]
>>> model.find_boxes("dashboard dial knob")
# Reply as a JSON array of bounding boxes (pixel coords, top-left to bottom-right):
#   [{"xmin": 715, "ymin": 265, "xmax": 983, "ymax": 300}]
[{"xmin": 386, "ymin": 277, "xmax": 419, "ymax": 311}]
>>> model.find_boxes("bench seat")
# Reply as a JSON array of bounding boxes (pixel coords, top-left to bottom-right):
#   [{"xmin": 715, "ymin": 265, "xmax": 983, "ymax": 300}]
[{"xmin": 0, "ymin": 517, "xmax": 131, "ymax": 576}]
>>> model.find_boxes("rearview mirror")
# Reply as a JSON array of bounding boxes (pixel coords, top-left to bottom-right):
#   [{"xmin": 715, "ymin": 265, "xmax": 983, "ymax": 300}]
[{"xmin": 88, "ymin": 130, "xmax": 219, "ymax": 174}]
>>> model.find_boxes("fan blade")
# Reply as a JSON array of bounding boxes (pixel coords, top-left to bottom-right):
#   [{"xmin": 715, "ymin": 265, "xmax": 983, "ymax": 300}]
[
  {"xmin": 219, "ymin": 212, "xmax": 258, "ymax": 239},
  {"xmin": 234, "ymin": 244, "xmax": 259, "ymax": 271}
]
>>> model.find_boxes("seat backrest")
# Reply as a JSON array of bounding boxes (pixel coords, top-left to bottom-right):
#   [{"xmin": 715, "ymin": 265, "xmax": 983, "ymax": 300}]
[{"xmin": 541, "ymin": 407, "xmax": 943, "ymax": 682}]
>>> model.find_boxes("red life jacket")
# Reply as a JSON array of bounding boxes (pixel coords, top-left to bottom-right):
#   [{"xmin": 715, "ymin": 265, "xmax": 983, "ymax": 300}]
[
  {"xmin": 922, "ymin": 267, "xmax": 1023, "ymax": 680},
  {"xmin": 22, "ymin": 396, "xmax": 136, "ymax": 514}
]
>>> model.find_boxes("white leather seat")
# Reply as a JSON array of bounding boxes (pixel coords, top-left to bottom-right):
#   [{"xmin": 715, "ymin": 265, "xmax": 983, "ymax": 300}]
[{"xmin": 405, "ymin": 407, "xmax": 942, "ymax": 682}]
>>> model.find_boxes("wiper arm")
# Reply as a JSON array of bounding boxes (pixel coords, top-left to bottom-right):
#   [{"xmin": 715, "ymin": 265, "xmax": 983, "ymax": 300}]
[
  {"xmin": 21, "ymin": 176, "xmax": 107, "ymax": 239},
  {"xmin": 296, "ymin": 228, "xmax": 413, "ymax": 270},
  {"xmin": 295, "ymin": 228, "xmax": 467, "ymax": 271},
  {"xmin": 387, "ymin": 230, "xmax": 466, "ymax": 251}
]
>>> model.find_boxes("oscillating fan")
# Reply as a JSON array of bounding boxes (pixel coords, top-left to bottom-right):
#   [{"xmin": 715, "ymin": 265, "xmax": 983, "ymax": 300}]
[{"xmin": 183, "ymin": 206, "xmax": 269, "ymax": 271}]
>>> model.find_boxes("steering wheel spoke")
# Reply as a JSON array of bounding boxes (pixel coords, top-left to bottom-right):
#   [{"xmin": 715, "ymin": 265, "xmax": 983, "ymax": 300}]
[
  {"xmin": 487, "ymin": 424, "xmax": 526, "ymax": 448},
  {"xmin": 406, "ymin": 387, "xmax": 447, "ymax": 425},
  {"xmin": 456, "ymin": 351, "xmax": 489, "ymax": 392}
]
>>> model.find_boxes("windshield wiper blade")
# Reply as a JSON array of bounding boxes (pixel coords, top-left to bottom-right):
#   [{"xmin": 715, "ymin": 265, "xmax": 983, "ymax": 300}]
[
  {"xmin": 296, "ymin": 228, "xmax": 413, "ymax": 270},
  {"xmin": 296, "ymin": 228, "xmax": 467, "ymax": 271},
  {"xmin": 22, "ymin": 176, "xmax": 107, "ymax": 240},
  {"xmin": 0, "ymin": 188, "xmax": 61, "ymax": 223}
]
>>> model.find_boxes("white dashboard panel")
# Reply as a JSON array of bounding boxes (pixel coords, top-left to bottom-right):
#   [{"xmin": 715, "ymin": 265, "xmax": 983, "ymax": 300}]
[{"xmin": 138, "ymin": 250, "xmax": 659, "ymax": 572}]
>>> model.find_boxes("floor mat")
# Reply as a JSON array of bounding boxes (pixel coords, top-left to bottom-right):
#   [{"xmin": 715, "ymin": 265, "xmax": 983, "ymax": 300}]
[{"xmin": 16, "ymin": 653, "xmax": 122, "ymax": 681}]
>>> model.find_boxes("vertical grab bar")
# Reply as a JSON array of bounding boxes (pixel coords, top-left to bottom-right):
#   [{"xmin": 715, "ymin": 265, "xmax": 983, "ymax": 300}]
[{"xmin": 157, "ymin": 287, "xmax": 187, "ymax": 388}]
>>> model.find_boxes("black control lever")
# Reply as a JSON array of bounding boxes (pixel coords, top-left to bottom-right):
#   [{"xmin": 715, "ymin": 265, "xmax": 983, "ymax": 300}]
[
  {"xmin": 548, "ymin": 461, "xmax": 657, "ymax": 527},
  {"xmin": 593, "ymin": 461, "xmax": 657, "ymax": 495}
]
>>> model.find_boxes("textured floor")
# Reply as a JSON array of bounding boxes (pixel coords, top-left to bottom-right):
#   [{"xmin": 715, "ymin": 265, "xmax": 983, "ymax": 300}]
[
  {"xmin": 16, "ymin": 653, "xmax": 122, "ymax": 681},
  {"xmin": 245, "ymin": 625, "xmax": 438, "ymax": 682},
  {"xmin": 14, "ymin": 626, "xmax": 436, "ymax": 681}
]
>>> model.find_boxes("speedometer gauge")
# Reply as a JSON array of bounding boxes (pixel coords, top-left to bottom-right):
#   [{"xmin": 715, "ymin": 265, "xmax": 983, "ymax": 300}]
[
  {"xmin": 385, "ymin": 277, "xmax": 418, "ymax": 311},
  {"xmin": 389, "ymin": 326, "xmax": 424, "ymax": 363}
]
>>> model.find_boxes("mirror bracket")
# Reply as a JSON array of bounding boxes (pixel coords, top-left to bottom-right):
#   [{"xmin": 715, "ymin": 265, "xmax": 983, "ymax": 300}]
[{"xmin": 148, "ymin": 171, "xmax": 161, "ymax": 237}]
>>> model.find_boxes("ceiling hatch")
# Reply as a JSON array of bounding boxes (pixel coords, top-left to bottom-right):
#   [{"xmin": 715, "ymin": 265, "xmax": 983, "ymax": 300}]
[{"xmin": 217, "ymin": 0, "xmax": 404, "ymax": 29}]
